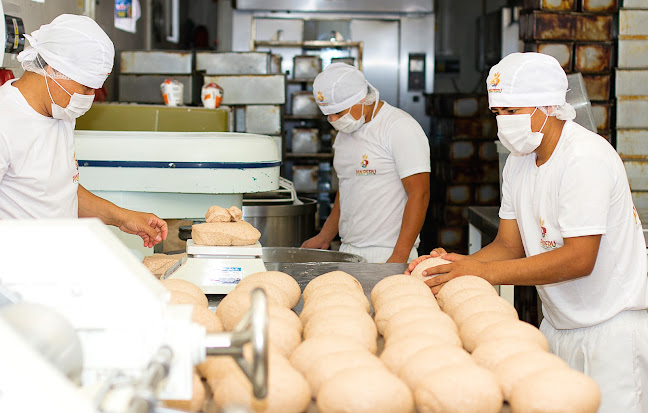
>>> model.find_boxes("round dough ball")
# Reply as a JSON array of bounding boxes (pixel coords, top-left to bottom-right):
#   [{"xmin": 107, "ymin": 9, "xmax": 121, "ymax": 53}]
[
  {"xmin": 371, "ymin": 274, "xmax": 428, "ymax": 306},
  {"xmin": 374, "ymin": 297, "xmax": 440, "ymax": 333},
  {"xmin": 383, "ymin": 309, "xmax": 458, "ymax": 338},
  {"xmin": 451, "ymin": 295, "xmax": 518, "ymax": 327},
  {"xmin": 303, "ymin": 314, "xmax": 377, "ymax": 354},
  {"xmin": 197, "ymin": 355, "xmax": 239, "ymax": 380},
  {"xmin": 162, "ymin": 278, "xmax": 209, "ymax": 308},
  {"xmin": 436, "ymin": 275, "xmax": 495, "ymax": 308},
  {"xmin": 216, "ymin": 290, "xmax": 284, "ymax": 331},
  {"xmin": 459, "ymin": 311, "xmax": 516, "ymax": 352},
  {"xmin": 169, "ymin": 290, "xmax": 205, "ymax": 307},
  {"xmin": 234, "ymin": 281, "xmax": 292, "ymax": 308},
  {"xmin": 210, "ymin": 351, "xmax": 311, "ymax": 413},
  {"xmin": 440, "ymin": 287, "xmax": 495, "ymax": 316},
  {"xmin": 317, "ymin": 367, "xmax": 414, "ymax": 413},
  {"xmin": 414, "ymin": 364, "xmax": 503, "ymax": 413},
  {"xmin": 380, "ymin": 335, "xmax": 455, "ymax": 374},
  {"xmin": 494, "ymin": 351, "xmax": 569, "ymax": 399},
  {"xmin": 472, "ymin": 339, "xmax": 547, "ymax": 370},
  {"xmin": 475, "ymin": 319, "xmax": 549, "ymax": 351},
  {"xmin": 300, "ymin": 295, "xmax": 369, "ymax": 326},
  {"xmin": 509, "ymin": 368, "xmax": 601, "ymax": 413},
  {"xmin": 372, "ymin": 281, "xmax": 434, "ymax": 312},
  {"xmin": 192, "ymin": 305, "xmax": 223, "ymax": 333},
  {"xmin": 303, "ymin": 306, "xmax": 370, "ymax": 330},
  {"xmin": 268, "ymin": 313, "xmax": 302, "ymax": 357},
  {"xmin": 306, "ymin": 350, "xmax": 384, "ymax": 396},
  {"xmin": 289, "ymin": 337, "xmax": 366, "ymax": 375},
  {"xmin": 303, "ymin": 290, "xmax": 370, "ymax": 313},
  {"xmin": 305, "ymin": 283, "xmax": 367, "ymax": 306},
  {"xmin": 303, "ymin": 271, "xmax": 363, "ymax": 302},
  {"xmin": 384, "ymin": 322, "xmax": 461, "ymax": 348},
  {"xmin": 162, "ymin": 372, "xmax": 205, "ymax": 412},
  {"xmin": 410, "ymin": 256, "xmax": 451, "ymax": 282},
  {"xmin": 268, "ymin": 305, "xmax": 302, "ymax": 335},
  {"xmin": 399, "ymin": 345, "xmax": 473, "ymax": 389},
  {"xmin": 236, "ymin": 271, "xmax": 301, "ymax": 309}
]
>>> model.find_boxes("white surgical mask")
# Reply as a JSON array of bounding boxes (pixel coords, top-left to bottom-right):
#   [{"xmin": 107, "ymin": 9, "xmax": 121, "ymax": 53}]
[
  {"xmin": 45, "ymin": 75, "xmax": 95, "ymax": 122},
  {"xmin": 496, "ymin": 108, "xmax": 548, "ymax": 156},
  {"xmin": 330, "ymin": 103, "xmax": 365, "ymax": 133}
]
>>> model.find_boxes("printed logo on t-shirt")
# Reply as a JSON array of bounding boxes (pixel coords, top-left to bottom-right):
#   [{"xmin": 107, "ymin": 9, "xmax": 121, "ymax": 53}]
[
  {"xmin": 73, "ymin": 153, "xmax": 80, "ymax": 184},
  {"xmin": 356, "ymin": 154, "xmax": 376, "ymax": 176},
  {"xmin": 539, "ymin": 218, "xmax": 557, "ymax": 250},
  {"xmin": 633, "ymin": 205, "xmax": 642, "ymax": 229}
]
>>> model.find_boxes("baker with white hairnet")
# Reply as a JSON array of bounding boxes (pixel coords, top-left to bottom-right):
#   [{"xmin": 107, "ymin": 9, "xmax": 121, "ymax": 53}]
[
  {"xmin": 408, "ymin": 52, "xmax": 648, "ymax": 411},
  {"xmin": 301, "ymin": 63, "xmax": 430, "ymax": 263},
  {"xmin": 0, "ymin": 14, "xmax": 168, "ymax": 248}
]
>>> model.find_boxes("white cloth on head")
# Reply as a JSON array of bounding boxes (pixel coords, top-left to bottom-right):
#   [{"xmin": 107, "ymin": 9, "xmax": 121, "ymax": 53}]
[
  {"xmin": 333, "ymin": 102, "xmax": 430, "ymax": 252},
  {"xmin": 313, "ymin": 63, "xmax": 369, "ymax": 115},
  {"xmin": 540, "ymin": 103, "xmax": 576, "ymax": 121},
  {"xmin": 487, "ymin": 52, "xmax": 568, "ymax": 109},
  {"xmin": 499, "ymin": 120, "xmax": 648, "ymax": 329},
  {"xmin": 18, "ymin": 14, "xmax": 114, "ymax": 89},
  {"xmin": 540, "ymin": 310, "xmax": 648, "ymax": 413},
  {"xmin": 339, "ymin": 243, "xmax": 418, "ymax": 264},
  {"xmin": 0, "ymin": 80, "xmax": 79, "ymax": 218}
]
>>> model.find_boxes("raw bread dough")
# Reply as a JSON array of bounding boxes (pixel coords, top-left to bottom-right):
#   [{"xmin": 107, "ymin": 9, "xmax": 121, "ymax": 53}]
[
  {"xmin": 303, "ymin": 313, "xmax": 378, "ymax": 354},
  {"xmin": 305, "ymin": 283, "xmax": 368, "ymax": 308},
  {"xmin": 162, "ymin": 278, "xmax": 208, "ymax": 307},
  {"xmin": 509, "ymin": 368, "xmax": 601, "ymax": 413},
  {"xmin": 302, "ymin": 290, "xmax": 370, "ymax": 315},
  {"xmin": 216, "ymin": 290, "xmax": 284, "ymax": 331},
  {"xmin": 197, "ymin": 355, "xmax": 240, "ymax": 380},
  {"xmin": 289, "ymin": 337, "xmax": 366, "ymax": 375},
  {"xmin": 234, "ymin": 279, "xmax": 292, "ymax": 308},
  {"xmin": 192, "ymin": 306, "xmax": 223, "ymax": 333},
  {"xmin": 236, "ymin": 271, "xmax": 301, "ymax": 309},
  {"xmin": 380, "ymin": 335, "xmax": 454, "ymax": 374},
  {"xmin": 305, "ymin": 307, "xmax": 373, "ymax": 331},
  {"xmin": 228, "ymin": 206, "xmax": 243, "ymax": 221},
  {"xmin": 451, "ymin": 295, "xmax": 518, "ymax": 327},
  {"xmin": 472, "ymin": 339, "xmax": 548, "ymax": 370},
  {"xmin": 210, "ymin": 351, "xmax": 311, "ymax": 413},
  {"xmin": 399, "ymin": 345, "xmax": 473, "ymax": 389},
  {"xmin": 370, "ymin": 274, "xmax": 427, "ymax": 305},
  {"xmin": 317, "ymin": 367, "xmax": 414, "ymax": 413},
  {"xmin": 414, "ymin": 364, "xmax": 503, "ymax": 413},
  {"xmin": 205, "ymin": 205, "xmax": 231, "ymax": 223},
  {"xmin": 268, "ymin": 312, "xmax": 302, "ymax": 357},
  {"xmin": 169, "ymin": 290, "xmax": 205, "ymax": 307},
  {"xmin": 162, "ymin": 372, "xmax": 205, "ymax": 412},
  {"xmin": 299, "ymin": 299, "xmax": 370, "ymax": 327},
  {"xmin": 372, "ymin": 281, "xmax": 434, "ymax": 312},
  {"xmin": 374, "ymin": 297, "xmax": 440, "ymax": 333},
  {"xmin": 494, "ymin": 350, "xmax": 569, "ymax": 399},
  {"xmin": 436, "ymin": 275, "xmax": 496, "ymax": 308},
  {"xmin": 383, "ymin": 310, "xmax": 458, "ymax": 338},
  {"xmin": 475, "ymin": 319, "xmax": 549, "ymax": 351},
  {"xmin": 192, "ymin": 221, "xmax": 261, "ymax": 246},
  {"xmin": 439, "ymin": 287, "xmax": 495, "ymax": 316},
  {"xmin": 306, "ymin": 350, "xmax": 384, "ymax": 396},
  {"xmin": 410, "ymin": 256, "xmax": 451, "ymax": 282},
  {"xmin": 143, "ymin": 253, "xmax": 186, "ymax": 278},
  {"xmin": 459, "ymin": 311, "xmax": 518, "ymax": 352},
  {"xmin": 302, "ymin": 271, "xmax": 363, "ymax": 302},
  {"xmin": 384, "ymin": 322, "xmax": 461, "ymax": 348}
]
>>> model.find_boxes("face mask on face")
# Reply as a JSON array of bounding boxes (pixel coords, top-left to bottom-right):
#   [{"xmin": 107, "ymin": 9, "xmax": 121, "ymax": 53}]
[
  {"xmin": 45, "ymin": 75, "xmax": 95, "ymax": 122},
  {"xmin": 496, "ymin": 108, "xmax": 549, "ymax": 156},
  {"xmin": 329, "ymin": 103, "xmax": 365, "ymax": 133}
]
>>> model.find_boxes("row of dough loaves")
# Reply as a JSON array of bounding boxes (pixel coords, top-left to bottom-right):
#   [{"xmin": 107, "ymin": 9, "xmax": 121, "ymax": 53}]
[
  {"xmin": 192, "ymin": 205, "xmax": 261, "ymax": 246},
  {"xmin": 291, "ymin": 271, "xmax": 414, "ymax": 413}
]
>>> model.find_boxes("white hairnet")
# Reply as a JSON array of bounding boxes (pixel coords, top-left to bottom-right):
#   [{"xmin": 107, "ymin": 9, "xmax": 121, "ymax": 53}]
[
  {"xmin": 313, "ymin": 63, "xmax": 369, "ymax": 115},
  {"xmin": 538, "ymin": 103, "xmax": 577, "ymax": 121},
  {"xmin": 18, "ymin": 14, "xmax": 115, "ymax": 89}
]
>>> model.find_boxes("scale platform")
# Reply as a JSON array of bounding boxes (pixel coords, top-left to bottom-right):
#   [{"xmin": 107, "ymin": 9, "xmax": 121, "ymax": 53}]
[{"xmin": 163, "ymin": 240, "xmax": 267, "ymax": 294}]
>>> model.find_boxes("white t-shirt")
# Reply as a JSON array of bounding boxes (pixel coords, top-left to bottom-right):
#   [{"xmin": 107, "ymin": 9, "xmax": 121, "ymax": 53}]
[
  {"xmin": 333, "ymin": 102, "xmax": 430, "ymax": 249},
  {"xmin": 0, "ymin": 80, "xmax": 79, "ymax": 219},
  {"xmin": 500, "ymin": 120, "xmax": 648, "ymax": 329}
]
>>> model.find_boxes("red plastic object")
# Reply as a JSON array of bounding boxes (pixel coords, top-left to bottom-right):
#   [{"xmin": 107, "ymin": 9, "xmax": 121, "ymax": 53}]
[{"xmin": 0, "ymin": 70, "xmax": 15, "ymax": 86}]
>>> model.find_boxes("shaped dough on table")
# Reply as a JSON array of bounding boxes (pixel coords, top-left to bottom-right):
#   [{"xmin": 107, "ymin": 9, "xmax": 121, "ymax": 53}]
[
  {"xmin": 302, "ymin": 271, "xmax": 363, "ymax": 302},
  {"xmin": 409, "ymin": 256, "xmax": 451, "ymax": 282},
  {"xmin": 235, "ymin": 271, "xmax": 301, "ymax": 309}
]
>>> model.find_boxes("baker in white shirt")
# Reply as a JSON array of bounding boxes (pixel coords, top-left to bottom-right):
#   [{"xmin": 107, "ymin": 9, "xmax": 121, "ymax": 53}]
[
  {"xmin": 300, "ymin": 63, "xmax": 430, "ymax": 263},
  {"xmin": 408, "ymin": 52, "xmax": 648, "ymax": 412},
  {"xmin": 0, "ymin": 14, "xmax": 167, "ymax": 248}
]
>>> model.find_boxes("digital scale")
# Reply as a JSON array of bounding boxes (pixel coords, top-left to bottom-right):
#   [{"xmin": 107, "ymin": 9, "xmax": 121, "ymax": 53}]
[{"xmin": 163, "ymin": 239, "xmax": 267, "ymax": 294}]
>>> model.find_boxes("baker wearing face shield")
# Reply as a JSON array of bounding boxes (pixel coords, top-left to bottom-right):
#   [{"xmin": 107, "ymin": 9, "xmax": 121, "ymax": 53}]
[
  {"xmin": 0, "ymin": 14, "xmax": 168, "ymax": 248},
  {"xmin": 408, "ymin": 52, "xmax": 648, "ymax": 411},
  {"xmin": 300, "ymin": 63, "xmax": 431, "ymax": 264}
]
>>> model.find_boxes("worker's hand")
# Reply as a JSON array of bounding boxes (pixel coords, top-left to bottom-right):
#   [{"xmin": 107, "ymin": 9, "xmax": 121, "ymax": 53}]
[
  {"xmin": 404, "ymin": 247, "xmax": 449, "ymax": 274},
  {"xmin": 422, "ymin": 254, "xmax": 487, "ymax": 294},
  {"xmin": 117, "ymin": 210, "xmax": 169, "ymax": 248},
  {"xmin": 301, "ymin": 234, "xmax": 330, "ymax": 250}
]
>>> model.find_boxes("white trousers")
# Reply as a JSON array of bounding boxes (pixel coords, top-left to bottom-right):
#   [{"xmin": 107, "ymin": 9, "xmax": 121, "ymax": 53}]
[
  {"xmin": 540, "ymin": 310, "xmax": 648, "ymax": 413},
  {"xmin": 339, "ymin": 243, "xmax": 419, "ymax": 264}
]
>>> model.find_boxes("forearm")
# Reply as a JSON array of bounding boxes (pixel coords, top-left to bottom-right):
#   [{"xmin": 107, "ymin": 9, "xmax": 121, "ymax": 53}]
[
  {"xmin": 318, "ymin": 192, "xmax": 340, "ymax": 242},
  {"xmin": 78, "ymin": 185, "xmax": 124, "ymax": 226},
  {"xmin": 471, "ymin": 237, "xmax": 526, "ymax": 262},
  {"xmin": 392, "ymin": 193, "xmax": 428, "ymax": 259}
]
